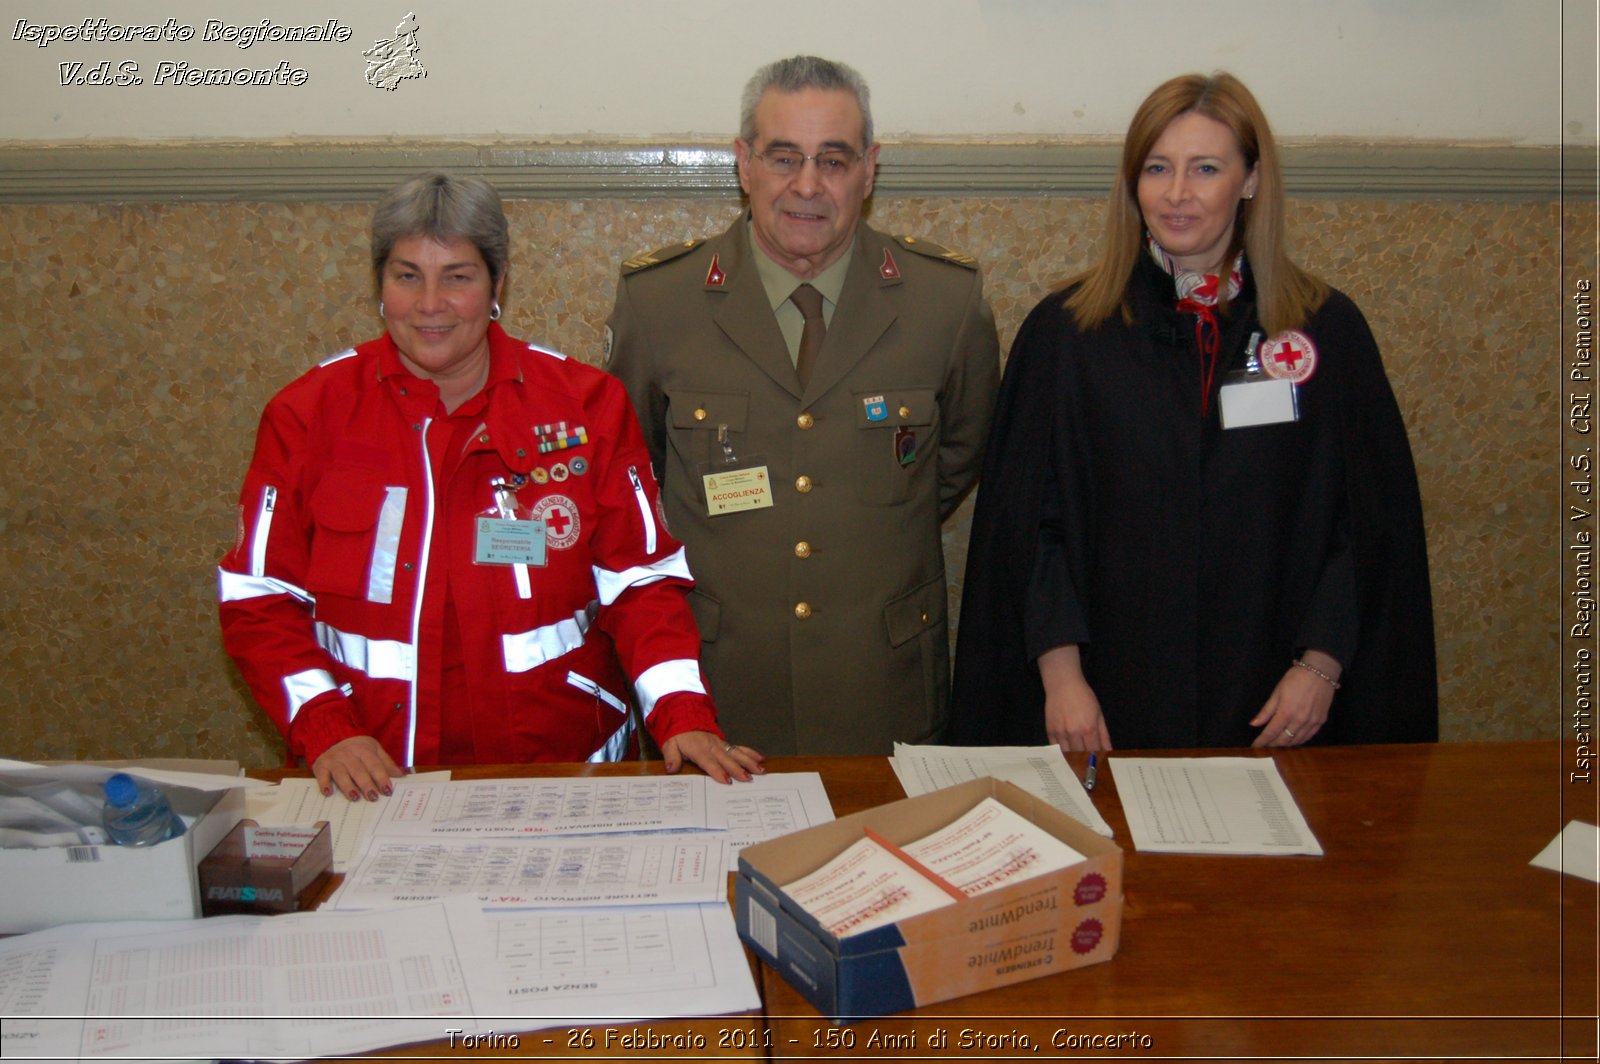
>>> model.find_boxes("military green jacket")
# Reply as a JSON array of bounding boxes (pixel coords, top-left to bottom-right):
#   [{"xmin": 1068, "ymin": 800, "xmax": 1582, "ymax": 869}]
[{"xmin": 606, "ymin": 217, "xmax": 999, "ymax": 755}]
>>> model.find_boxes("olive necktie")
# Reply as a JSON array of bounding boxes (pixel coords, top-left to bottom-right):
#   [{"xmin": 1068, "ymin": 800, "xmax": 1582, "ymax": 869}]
[{"xmin": 790, "ymin": 283, "xmax": 825, "ymax": 390}]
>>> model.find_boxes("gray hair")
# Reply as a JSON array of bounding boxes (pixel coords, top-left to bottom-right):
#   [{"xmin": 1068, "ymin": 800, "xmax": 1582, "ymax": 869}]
[
  {"xmin": 370, "ymin": 171, "xmax": 509, "ymax": 290},
  {"xmin": 739, "ymin": 55, "xmax": 873, "ymax": 150}
]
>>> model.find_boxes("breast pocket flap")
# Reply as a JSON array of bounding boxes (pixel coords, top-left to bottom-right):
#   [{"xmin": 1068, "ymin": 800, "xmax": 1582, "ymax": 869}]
[
  {"xmin": 883, "ymin": 575, "xmax": 946, "ymax": 648},
  {"xmin": 667, "ymin": 389, "xmax": 749, "ymax": 433},
  {"xmin": 854, "ymin": 387, "xmax": 936, "ymax": 429}
]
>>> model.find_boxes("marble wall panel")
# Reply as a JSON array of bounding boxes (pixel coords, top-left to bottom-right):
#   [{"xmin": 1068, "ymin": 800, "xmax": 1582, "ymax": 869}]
[{"xmin": 0, "ymin": 193, "xmax": 1564, "ymax": 765}]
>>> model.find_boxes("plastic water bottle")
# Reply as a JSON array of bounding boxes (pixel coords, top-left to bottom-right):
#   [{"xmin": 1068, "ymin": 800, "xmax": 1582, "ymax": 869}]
[{"xmin": 101, "ymin": 773, "xmax": 187, "ymax": 847}]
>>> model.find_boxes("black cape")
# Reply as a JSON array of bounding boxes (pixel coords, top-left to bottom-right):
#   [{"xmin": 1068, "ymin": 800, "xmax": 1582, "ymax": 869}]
[{"xmin": 951, "ymin": 256, "xmax": 1438, "ymax": 748}]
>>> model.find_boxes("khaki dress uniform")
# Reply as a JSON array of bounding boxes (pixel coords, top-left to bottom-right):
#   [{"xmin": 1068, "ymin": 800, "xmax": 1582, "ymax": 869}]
[{"xmin": 605, "ymin": 217, "xmax": 1000, "ymax": 755}]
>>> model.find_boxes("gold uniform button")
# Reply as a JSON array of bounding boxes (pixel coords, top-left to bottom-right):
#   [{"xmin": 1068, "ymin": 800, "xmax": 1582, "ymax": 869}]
[
  {"xmin": 904, "ymin": 236, "xmax": 917, "ymax": 244},
  {"xmin": 794, "ymin": 602, "xmax": 813, "ymax": 620},
  {"xmin": 898, "ymin": 405, "xmax": 911, "ymax": 419},
  {"xmin": 795, "ymin": 475, "xmax": 812, "ymax": 493},
  {"xmin": 693, "ymin": 408, "xmax": 707, "ymax": 421},
  {"xmin": 920, "ymin": 611, "xmax": 930, "ymax": 624},
  {"xmin": 796, "ymin": 412, "xmax": 814, "ymax": 429},
  {"xmin": 794, "ymin": 541, "xmax": 811, "ymax": 558}
]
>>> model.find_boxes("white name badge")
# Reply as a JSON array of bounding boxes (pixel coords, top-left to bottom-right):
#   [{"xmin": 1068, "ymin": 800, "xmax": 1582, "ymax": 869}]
[
  {"xmin": 474, "ymin": 516, "xmax": 548, "ymax": 565},
  {"xmin": 703, "ymin": 465, "xmax": 774, "ymax": 516},
  {"xmin": 1219, "ymin": 377, "xmax": 1299, "ymax": 429}
]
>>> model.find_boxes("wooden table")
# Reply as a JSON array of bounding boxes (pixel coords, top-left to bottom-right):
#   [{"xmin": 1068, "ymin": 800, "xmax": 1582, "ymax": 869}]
[
  {"xmin": 264, "ymin": 742, "xmax": 1597, "ymax": 1061},
  {"xmin": 756, "ymin": 742, "xmax": 1598, "ymax": 1062}
]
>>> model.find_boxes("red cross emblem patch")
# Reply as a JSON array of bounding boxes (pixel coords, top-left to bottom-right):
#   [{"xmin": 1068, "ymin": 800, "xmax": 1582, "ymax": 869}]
[
  {"xmin": 530, "ymin": 494, "xmax": 581, "ymax": 551},
  {"xmin": 1260, "ymin": 329, "xmax": 1318, "ymax": 385}
]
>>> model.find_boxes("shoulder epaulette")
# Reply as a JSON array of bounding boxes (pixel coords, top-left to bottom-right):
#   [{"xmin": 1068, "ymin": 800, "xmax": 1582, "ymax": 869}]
[
  {"xmin": 893, "ymin": 234, "xmax": 979, "ymax": 269},
  {"xmin": 621, "ymin": 238, "xmax": 704, "ymax": 274}
]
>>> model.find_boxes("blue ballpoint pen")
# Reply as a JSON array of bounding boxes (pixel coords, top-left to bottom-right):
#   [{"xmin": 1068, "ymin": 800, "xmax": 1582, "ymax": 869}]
[{"xmin": 1085, "ymin": 753, "xmax": 1098, "ymax": 791}]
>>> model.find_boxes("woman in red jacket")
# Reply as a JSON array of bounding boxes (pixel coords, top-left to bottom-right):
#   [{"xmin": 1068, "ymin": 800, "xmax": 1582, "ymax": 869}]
[{"xmin": 220, "ymin": 172, "xmax": 763, "ymax": 799}]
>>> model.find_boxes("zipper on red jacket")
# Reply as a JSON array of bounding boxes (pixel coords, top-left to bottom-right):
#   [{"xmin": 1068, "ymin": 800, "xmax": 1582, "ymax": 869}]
[
  {"xmin": 627, "ymin": 465, "xmax": 657, "ymax": 555},
  {"xmin": 406, "ymin": 417, "xmax": 436, "ymax": 767},
  {"xmin": 249, "ymin": 485, "xmax": 277, "ymax": 577}
]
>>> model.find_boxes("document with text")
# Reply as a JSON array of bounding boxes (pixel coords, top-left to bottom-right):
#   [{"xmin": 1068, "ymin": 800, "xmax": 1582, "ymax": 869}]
[
  {"xmin": 487, "ymin": 902, "xmax": 759, "ymax": 1022},
  {"xmin": 0, "ymin": 896, "xmax": 505, "ymax": 1062},
  {"xmin": 1111, "ymin": 756, "xmax": 1323, "ymax": 856},
  {"xmin": 782, "ymin": 797, "xmax": 1089, "ymax": 938},
  {"xmin": 902, "ymin": 796, "xmax": 1088, "ymax": 895},
  {"xmin": 328, "ymin": 833, "xmax": 729, "ymax": 909},
  {"xmin": 324, "ymin": 773, "xmax": 831, "ymax": 910},
  {"xmin": 891, "ymin": 743, "xmax": 1114, "ymax": 837},
  {"xmin": 247, "ymin": 770, "xmax": 452, "ymax": 871}
]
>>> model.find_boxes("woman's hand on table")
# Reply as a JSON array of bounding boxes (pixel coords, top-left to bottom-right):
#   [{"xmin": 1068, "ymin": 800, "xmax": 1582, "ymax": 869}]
[
  {"xmin": 312, "ymin": 736, "xmax": 404, "ymax": 801},
  {"xmin": 663, "ymin": 730, "xmax": 766, "ymax": 784}
]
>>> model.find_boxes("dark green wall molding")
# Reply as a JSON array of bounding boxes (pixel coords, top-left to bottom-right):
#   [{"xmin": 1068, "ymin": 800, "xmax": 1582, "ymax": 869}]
[{"xmin": 0, "ymin": 141, "xmax": 1592, "ymax": 202}]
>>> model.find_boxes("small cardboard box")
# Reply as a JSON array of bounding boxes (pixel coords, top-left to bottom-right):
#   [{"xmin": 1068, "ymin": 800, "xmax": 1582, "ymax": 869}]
[
  {"xmin": 199, "ymin": 819, "xmax": 333, "ymax": 916},
  {"xmin": 0, "ymin": 763, "xmax": 247, "ymax": 934},
  {"xmin": 735, "ymin": 776, "xmax": 1123, "ymax": 1020}
]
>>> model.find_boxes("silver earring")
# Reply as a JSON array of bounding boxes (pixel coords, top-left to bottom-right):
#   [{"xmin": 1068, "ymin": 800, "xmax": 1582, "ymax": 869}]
[
  {"xmin": 378, "ymin": 300, "xmax": 386, "ymax": 317},
  {"xmin": 490, "ymin": 302, "xmax": 502, "ymax": 321}
]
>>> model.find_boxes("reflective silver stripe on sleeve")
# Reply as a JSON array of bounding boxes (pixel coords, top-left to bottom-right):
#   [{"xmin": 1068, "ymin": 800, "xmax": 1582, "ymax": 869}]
[
  {"xmin": 313, "ymin": 621, "xmax": 416, "ymax": 681},
  {"xmin": 565, "ymin": 671, "xmax": 632, "ymax": 763},
  {"xmin": 217, "ymin": 568, "xmax": 314, "ymax": 605},
  {"xmin": 627, "ymin": 465, "xmax": 657, "ymax": 555},
  {"xmin": 283, "ymin": 668, "xmax": 338, "ymax": 720},
  {"xmin": 633, "ymin": 658, "xmax": 707, "ymax": 719},
  {"xmin": 502, "ymin": 606, "xmax": 595, "ymax": 673},
  {"xmin": 591, "ymin": 547, "xmax": 692, "ymax": 606},
  {"xmin": 366, "ymin": 486, "xmax": 408, "ymax": 604},
  {"xmin": 249, "ymin": 485, "xmax": 277, "ymax": 577},
  {"xmin": 317, "ymin": 348, "xmax": 358, "ymax": 368}
]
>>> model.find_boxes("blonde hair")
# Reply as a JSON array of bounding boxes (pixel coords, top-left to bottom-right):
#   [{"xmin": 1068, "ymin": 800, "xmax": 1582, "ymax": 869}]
[{"xmin": 1065, "ymin": 73, "xmax": 1326, "ymax": 335}]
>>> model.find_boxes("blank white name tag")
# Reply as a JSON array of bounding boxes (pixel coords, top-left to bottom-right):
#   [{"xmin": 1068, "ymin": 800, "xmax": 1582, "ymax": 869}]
[{"xmin": 1219, "ymin": 377, "xmax": 1299, "ymax": 429}]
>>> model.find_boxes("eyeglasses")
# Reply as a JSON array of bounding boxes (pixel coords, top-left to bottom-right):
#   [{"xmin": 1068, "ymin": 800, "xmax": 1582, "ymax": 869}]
[{"xmin": 750, "ymin": 148, "xmax": 865, "ymax": 178}]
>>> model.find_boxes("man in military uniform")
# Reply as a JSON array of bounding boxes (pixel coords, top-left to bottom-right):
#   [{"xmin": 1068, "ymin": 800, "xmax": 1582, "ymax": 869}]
[{"xmin": 605, "ymin": 55, "xmax": 1000, "ymax": 755}]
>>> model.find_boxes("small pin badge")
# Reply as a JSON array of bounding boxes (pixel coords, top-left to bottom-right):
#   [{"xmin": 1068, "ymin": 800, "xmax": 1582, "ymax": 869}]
[
  {"xmin": 879, "ymin": 248, "xmax": 900, "ymax": 280},
  {"xmin": 1260, "ymin": 330, "xmax": 1318, "ymax": 385},
  {"xmin": 570, "ymin": 456, "xmax": 589, "ymax": 476},
  {"xmin": 895, "ymin": 426, "xmax": 917, "ymax": 467},
  {"xmin": 705, "ymin": 255, "xmax": 726, "ymax": 287},
  {"xmin": 864, "ymin": 394, "xmax": 888, "ymax": 422}
]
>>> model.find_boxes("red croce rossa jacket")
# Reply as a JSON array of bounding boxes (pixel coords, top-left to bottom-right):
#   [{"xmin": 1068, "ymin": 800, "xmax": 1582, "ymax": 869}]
[{"xmin": 219, "ymin": 324, "xmax": 721, "ymax": 768}]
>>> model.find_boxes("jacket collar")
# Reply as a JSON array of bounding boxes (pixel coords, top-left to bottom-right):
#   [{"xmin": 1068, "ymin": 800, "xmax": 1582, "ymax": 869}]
[{"xmin": 709, "ymin": 216, "xmax": 899, "ymax": 403}]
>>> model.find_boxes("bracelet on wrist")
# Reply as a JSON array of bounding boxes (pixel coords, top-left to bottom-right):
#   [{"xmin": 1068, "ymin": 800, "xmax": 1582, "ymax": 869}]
[{"xmin": 1294, "ymin": 657, "xmax": 1341, "ymax": 690}]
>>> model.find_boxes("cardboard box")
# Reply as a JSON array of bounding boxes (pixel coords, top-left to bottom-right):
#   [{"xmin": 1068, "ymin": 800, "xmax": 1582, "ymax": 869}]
[
  {"xmin": 0, "ymin": 763, "xmax": 246, "ymax": 934},
  {"xmin": 735, "ymin": 777, "xmax": 1123, "ymax": 1020}
]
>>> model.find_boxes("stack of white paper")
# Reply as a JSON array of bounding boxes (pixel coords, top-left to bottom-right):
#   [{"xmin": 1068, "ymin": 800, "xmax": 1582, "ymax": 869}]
[
  {"xmin": 891, "ymin": 743, "xmax": 1114, "ymax": 837},
  {"xmin": 782, "ymin": 797, "xmax": 1087, "ymax": 939}
]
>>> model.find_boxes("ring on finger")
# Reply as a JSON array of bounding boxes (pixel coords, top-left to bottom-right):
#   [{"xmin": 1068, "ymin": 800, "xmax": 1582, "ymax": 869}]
[
  {"xmin": 723, "ymin": 741, "xmax": 736, "ymax": 753},
  {"xmin": 1284, "ymin": 727, "xmax": 1298, "ymax": 739}
]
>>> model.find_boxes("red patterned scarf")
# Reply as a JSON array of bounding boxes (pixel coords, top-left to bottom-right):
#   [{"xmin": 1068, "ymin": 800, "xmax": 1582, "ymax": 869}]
[{"xmin": 1146, "ymin": 236, "xmax": 1244, "ymax": 416}]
